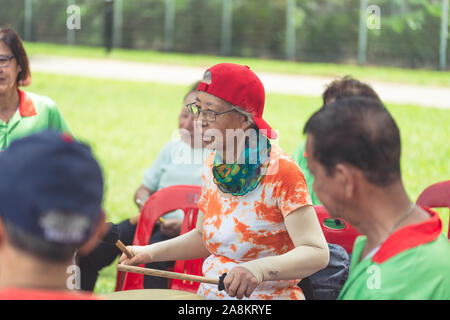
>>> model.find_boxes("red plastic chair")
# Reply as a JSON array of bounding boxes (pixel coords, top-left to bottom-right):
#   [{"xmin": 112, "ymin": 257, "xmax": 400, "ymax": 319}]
[
  {"xmin": 115, "ymin": 185, "xmax": 204, "ymax": 291},
  {"xmin": 314, "ymin": 205, "xmax": 360, "ymax": 254},
  {"xmin": 416, "ymin": 180, "xmax": 450, "ymax": 240}
]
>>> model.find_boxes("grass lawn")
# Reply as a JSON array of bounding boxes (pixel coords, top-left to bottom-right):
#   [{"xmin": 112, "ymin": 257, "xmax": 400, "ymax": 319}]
[
  {"xmin": 27, "ymin": 72, "xmax": 450, "ymax": 294},
  {"xmin": 24, "ymin": 42, "xmax": 450, "ymax": 88}
]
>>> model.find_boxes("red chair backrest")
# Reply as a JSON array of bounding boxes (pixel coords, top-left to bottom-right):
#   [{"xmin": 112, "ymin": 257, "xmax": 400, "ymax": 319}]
[
  {"xmin": 314, "ymin": 205, "xmax": 360, "ymax": 254},
  {"xmin": 170, "ymin": 208, "xmax": 204, "ymax": 293},
  {"xmin": 115, "ymin": 185, "xmax": 203, "ymax": 291},
  {"xmin": 416, "ymin": 180, "xmax": 450, "ymax": 239}
]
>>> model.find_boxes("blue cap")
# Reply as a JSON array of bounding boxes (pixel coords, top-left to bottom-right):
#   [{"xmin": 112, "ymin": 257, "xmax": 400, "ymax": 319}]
[{"xmin": 0, "ymin": 130, "xmax": 104, "ymax": 245}]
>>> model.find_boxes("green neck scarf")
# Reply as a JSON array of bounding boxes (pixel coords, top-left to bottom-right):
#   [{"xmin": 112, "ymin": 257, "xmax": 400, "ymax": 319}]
[{"xmin": 212, "ymin": 136, "xmax": 271, "ymax": 196}]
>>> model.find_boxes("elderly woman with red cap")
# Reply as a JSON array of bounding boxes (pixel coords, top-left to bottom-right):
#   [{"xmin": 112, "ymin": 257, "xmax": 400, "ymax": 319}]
[{"xmin": 120, "ymin": 63, "xmax": 329, "ymax": 300}]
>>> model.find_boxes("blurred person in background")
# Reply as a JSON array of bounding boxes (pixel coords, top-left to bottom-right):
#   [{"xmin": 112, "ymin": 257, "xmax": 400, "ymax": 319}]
[
  {"xmin": 78, "ymin": 81, "xmax": 212, "ymax": 291},
  {"xmin": 292, "ymin": 76, "xmax": 380, "ymax": 205},
  {"xmin": 0, "ymin": 27, "xmax": 71, "ymax": 151}
]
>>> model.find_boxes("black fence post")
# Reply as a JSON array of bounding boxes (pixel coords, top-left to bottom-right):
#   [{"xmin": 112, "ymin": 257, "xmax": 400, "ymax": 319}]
[{"xmin": 104, "ymin": 0, "xmax": 114, "ymax": 53}]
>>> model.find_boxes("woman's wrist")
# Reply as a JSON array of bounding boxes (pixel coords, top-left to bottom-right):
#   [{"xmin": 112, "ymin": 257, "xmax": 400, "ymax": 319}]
[
  {"xmin": 239, "ymin": 261, "xmax": 264, "ymax": 284},
  {"xmin": 131, "ymin": 244, "xmax": 151, "ymax": 256},
  {"xmin": 134, "ymin": 186, "xmax": 152, "ymax": 209},
  {"xmin": 135, "ymin": 197, "xmax": 147, "ymax": 208},
  {"xmin": 134, "ymin": 240, "xmax": 174, "ymax": 262}
]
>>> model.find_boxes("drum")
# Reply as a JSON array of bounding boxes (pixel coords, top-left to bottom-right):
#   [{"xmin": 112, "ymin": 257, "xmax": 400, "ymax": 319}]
[{"xmin": 101, "ymin": 289, "xmax": 205, "ymax": 300}]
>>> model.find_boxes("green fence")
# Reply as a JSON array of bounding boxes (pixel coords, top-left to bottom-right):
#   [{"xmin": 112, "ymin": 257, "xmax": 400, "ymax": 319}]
[{"xmin": 0, "ymin": 0, "xmax": 448, "ymax": 70}]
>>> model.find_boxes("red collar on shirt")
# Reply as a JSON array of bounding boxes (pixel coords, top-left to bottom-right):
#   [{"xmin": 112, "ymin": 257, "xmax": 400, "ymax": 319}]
[
  {"xmin": 18, "ymin": 90, "xmax": 37, "ymax": 117},
  {"xmin": 372, "ymin": 208, "xmax": 442, "ymax": 264}
]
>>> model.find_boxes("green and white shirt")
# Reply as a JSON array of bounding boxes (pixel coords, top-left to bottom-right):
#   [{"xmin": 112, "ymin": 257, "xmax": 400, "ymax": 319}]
[
  {"xmin": 292, "ymin": 141, "xmax": 320, "ymax": 205},
  {"xmin": 142, "ymin": 138, "xmax": 212, "ymax": 220},
  {"xmin": 0, "ymin": 90, "xmax": 71, "ymax": 151},
  {"xmin": 339, "ymin": 209, "xmax": 450, "ymax": 300}
]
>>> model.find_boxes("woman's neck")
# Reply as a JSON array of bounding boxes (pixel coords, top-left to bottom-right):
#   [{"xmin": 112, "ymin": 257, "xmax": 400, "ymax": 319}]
[
  {"xmin": 220, "ymin": 140, "xmax": 247, "ymax": 164},
  {"xmin": 0, "ymin": 248, "xmax": 72, "ymax": 291}
]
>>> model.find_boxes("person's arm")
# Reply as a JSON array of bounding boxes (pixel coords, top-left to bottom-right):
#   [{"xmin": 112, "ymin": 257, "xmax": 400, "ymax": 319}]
[
  {"xmin": 47, "ymin": 100, "xmax": 72, "ymax": 135},
  {"xmin": 159, "ymin": 217, "xmax": 183, "ymax": 237},
  {"xmin": 135, "ymin": 141, "xmax": 175, "ymax": 210},
  {"xmin": 119, "ymin": 211, "xmax": 210, "ymax": 265},
  {"xmin": 134, "ymin": 184, "xmax": 153, "ymax": 210},
  {"xmin": 223, "ymin": 205, "xmax": 329, "ymax": 299},
  {"xmin": 134, "ymin": 183, "xmax": 184, "ymax": 236}
]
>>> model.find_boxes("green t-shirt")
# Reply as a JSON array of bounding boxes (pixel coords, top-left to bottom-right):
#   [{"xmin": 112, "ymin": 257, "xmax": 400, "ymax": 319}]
[
  {"xmin": 292, "ymin": 141, "xmax": 321, "ymax": 205},
  {"xmin": 339, "ymin": 209, "xmax": 450, "ymax": 300},
  {"xmin": 0, "ymin": 90, "xmax": 71, "ymax": 151}
]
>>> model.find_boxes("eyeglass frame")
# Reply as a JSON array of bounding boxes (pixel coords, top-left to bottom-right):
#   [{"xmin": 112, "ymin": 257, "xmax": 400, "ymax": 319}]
[
  {"xmin": 186, "ymin": 102, "xmax": 238, "ymax": 122},
  {"xmin": 0, "ymin": 55, "xmax": 14, "ymax": 68}
]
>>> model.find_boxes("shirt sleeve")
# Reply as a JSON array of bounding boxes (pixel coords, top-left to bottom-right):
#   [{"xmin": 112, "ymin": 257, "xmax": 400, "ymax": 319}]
[
  {"xmin": 46, "ymin": 99, "xmax": 73, "ymax": 136},
  {"xmin": 292, "ymin": 141, "xmax": 305, "ymax": 167},
  {"xmin": 142, "ymin": 141, "xmax": 172, "ymax": 191},
  {"xmin": 292, "ymin": 141, "xmax": 321, "ymax": 205},
  {"xmin": 275, "ymin": 158, "xmax": 312, "ymax": 218}
]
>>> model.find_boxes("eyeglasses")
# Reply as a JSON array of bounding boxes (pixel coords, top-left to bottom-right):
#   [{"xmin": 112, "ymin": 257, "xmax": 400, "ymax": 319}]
[
  {"xmin": 186, "ymin": 103, "xmax": 236, "ymax": 122},
  {"xmin": 0, "ymin": 55, "xmax": 14, "ymax": 68}
]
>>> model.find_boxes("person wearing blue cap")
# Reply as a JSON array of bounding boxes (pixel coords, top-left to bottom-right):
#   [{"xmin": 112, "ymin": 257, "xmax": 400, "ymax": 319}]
[{"xmin": 0, "ymin": 130, "xmax": 106, "ymax": 300}]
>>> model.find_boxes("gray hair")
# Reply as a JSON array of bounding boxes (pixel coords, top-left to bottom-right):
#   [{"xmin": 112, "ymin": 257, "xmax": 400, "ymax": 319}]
[{"xmin": 231, "ymin": 105, "xmax": 255, "ymax": 126}]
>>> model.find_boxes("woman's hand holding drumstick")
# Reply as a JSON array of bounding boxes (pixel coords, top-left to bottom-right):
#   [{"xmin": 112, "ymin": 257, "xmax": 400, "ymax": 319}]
[
  {"xmin": 118, "ymin": 244, "xmax": 156, "ymax": 266},
  {"xmin": 117, "ymin": 242, "xmax": 257, "ymax": 298},
  {"xmin": 118, "ymin": 228, "xmax": 211, "ymax": 267},
  {"xmin": 116, "ymin": 241, "xmax": 226, "ymax": 291}
]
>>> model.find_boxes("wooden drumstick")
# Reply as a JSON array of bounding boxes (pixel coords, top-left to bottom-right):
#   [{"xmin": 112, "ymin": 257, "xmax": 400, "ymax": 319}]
[
  {"xmin": 103, "ymin": 224, "xmax": 134, "ymax": 260},
  {"xmin": 114, "ymin": 236, "xmax": 226, "ymax": 291},
  {"xmin": 117, "ymin": 264, "xmax": 227, "ymax": 291},
  {"xmin": 115, "ymin": 240, "xmax": 134, "ymax": 260}
]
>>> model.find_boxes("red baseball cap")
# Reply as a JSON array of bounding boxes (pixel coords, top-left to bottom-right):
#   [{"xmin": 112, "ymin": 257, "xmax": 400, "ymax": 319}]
[{"xmin": 197, "ymin": 63, "xmax": 277, "ymax": 139}]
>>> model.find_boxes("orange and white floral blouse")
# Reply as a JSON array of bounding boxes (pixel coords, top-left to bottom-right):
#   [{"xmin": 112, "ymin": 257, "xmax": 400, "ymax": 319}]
[{"xmin": 197, "ymin": 144, "xmax": 312, "ymax": 300}]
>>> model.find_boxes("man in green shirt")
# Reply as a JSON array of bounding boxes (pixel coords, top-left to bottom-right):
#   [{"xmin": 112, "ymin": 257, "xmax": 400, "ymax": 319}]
[
  {"xmin": 0, "ymin": 90, "xmax": 71, "ymax": 151},
  {"xmin": 339, "ymin": 213, "xmax": 450, "ymax": 299},
  {"xmin": 303, "ymin": 96, "xmax": 450, "ymax": 299}
]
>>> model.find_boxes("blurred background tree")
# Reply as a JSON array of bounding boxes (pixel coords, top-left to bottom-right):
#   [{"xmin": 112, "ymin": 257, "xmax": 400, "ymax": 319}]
[{"xmin": 0, "ymin": 0, "xmax": 448, "ymax": 69}]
